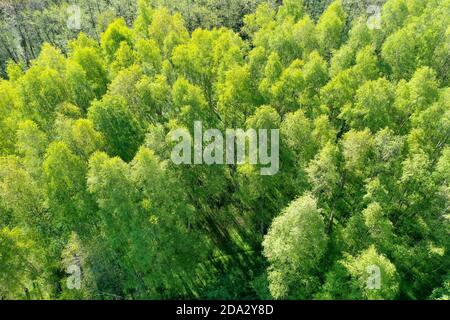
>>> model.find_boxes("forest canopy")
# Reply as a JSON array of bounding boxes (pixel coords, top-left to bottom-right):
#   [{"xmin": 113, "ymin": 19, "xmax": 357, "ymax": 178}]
[{"xmin": 0, "ymin": 0, "xmax": 449, "ymax": 300}]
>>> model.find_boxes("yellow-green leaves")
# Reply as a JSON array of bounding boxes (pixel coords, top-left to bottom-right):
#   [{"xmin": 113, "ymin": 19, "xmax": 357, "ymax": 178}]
[
  {"xmin": 342, "ymin": 246, "xmax": 399, "ymax": 300},
  {"xmin": 263, "ymin": 194, "xmax": 328, "ymax": 299},
  {"xmin": 316, "ymin": 0, "xmax": 346, "ymax": 57},
  {"xmin": 101, "ymin": 18, "xmax": 134, "ymax": 62}
]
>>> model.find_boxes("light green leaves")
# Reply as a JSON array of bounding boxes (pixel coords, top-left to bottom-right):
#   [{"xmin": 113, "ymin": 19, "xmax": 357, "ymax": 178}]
[{"xmin": 263, "ymin": 195, "xmax": 327, "ymax": 299}]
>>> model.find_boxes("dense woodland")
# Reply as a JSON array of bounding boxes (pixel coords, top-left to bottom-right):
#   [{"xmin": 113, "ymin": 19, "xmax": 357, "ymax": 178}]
[
  {"xmin": 0, "ymin": 0, "xmax": 449, "ymax": 300},
  {"xmin": 0, "ymin": 0, "xmax": 387, "ymax": 76}
]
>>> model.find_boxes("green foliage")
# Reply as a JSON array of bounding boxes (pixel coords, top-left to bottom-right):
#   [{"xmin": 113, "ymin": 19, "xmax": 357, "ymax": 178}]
[
  {"xmin": 316, "ymin": 0, "xmax": 347, "ymax": 57},
  {"xmin": 88, "ymin": 95, "xmax": 144, "ymax": 161},
  {"xmin": 320, "ymin": 245, "xmax": 399, "ymax": 299},
  {"xmin": 0, "ymin": 227, "xmax": 43, "ymax": 299},
  {"xmin": 0, "ymin": 0, "xmax": 448, "ymax": 300}
]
